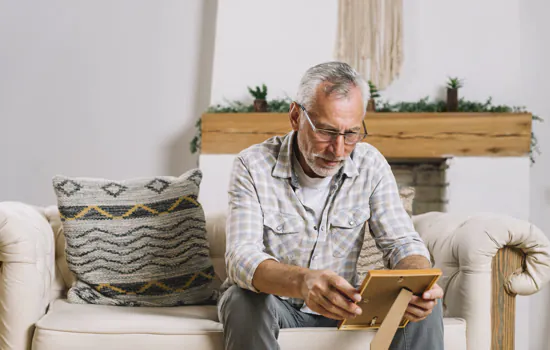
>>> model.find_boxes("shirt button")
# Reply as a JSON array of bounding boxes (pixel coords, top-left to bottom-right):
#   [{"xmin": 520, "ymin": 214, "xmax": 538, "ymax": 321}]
[
  {"xmin": 312, "ymin": 255, "xmax": 318, "ymax": 261},
  {"xmin": 313, "ymin": 225, "xmax": 318, "ymax": 230},
  {"xmin": 349, "ymin": 221, "xmax": 355, "ymax": 225},
  {"xmin": 277, "ymin": 225, "xmax": 283, "ymax": 231},
  {"xmin": 321, "ymin": 227, "xmax": 325, "ymax": 231}
]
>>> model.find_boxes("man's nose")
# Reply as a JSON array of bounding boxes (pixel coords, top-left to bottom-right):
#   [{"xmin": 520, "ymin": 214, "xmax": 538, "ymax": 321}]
[{"xmin": 331, "ymin": 135, "xmax": 346, "ymax": 158}]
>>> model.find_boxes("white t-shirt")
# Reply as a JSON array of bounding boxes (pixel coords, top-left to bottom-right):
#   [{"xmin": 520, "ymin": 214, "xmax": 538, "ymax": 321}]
[{"xmin": 292, "ymin": 154, "xmax": 333, "ymax": 225}]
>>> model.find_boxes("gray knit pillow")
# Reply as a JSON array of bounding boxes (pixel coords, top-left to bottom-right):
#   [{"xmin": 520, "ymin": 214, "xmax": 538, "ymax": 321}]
[{"xmin": 52, "ymin": 169, "xmax": 220, "ymax": 307}]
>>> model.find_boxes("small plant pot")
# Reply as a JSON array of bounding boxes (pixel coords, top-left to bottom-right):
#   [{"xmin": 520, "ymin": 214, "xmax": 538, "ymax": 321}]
[
  {"xmin": 367, "ymin": 98, "xmax": 376, "ymax": 112},
  {"xmin": 254, "ymin": 99, "xmax": 268, "ymax": 112},
  {"xmin": 447, "ymin": 88, "xmax": 458, "ymax": 112}
]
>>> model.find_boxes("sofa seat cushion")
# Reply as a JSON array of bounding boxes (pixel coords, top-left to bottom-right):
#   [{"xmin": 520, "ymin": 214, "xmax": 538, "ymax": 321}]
[
  {"xmin": 32, "ymin": 299, "xmax": 467, "ymax": 350},
  {"xmin": 35, "ymin": 299, "xmax": 221, "ymax": 334}
]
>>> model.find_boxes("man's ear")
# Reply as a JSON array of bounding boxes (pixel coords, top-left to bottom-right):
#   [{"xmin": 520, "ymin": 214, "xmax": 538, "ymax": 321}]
[{"xmin": 289, "ymin": 102, "xmax": 300, "ymax": 131}]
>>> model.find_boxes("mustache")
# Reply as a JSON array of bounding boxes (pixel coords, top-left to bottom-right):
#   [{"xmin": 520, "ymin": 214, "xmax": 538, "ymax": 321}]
[{"xmin": 313, "ymin": 154, "xmax": 346, "ymax": 162}]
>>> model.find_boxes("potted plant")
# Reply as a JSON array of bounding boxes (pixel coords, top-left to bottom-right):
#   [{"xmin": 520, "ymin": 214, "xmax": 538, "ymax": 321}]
[
  {"xmin": 248, "ymin": 84, "xmax": 268, "ymax": 112},
  {"xmin": 446, "ymin": 77, "xmax": 463, "ymax": 112},
  {"xmin": 367, "ymin": 80, "xmax": 380, "ymax": 112}
]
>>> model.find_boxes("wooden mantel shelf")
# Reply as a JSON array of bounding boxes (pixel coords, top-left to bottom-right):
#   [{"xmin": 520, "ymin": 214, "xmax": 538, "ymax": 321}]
[{"xmin": 201, "ymin": 112, "xmax": 532, "ymax": 158}]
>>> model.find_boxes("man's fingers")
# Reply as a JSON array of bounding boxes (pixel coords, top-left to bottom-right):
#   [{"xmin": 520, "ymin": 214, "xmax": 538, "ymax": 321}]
[
  {"xmin": 406, "ymin": 304, "xmax": 431, "ymax": 320},
  {"xmin": 315, "ymin": 294, "xmax": 357, "ymax": 320},
  {"xmin": 423, "ymin": 283, "xmax": 444, "ymax": 300},
  {"xmin": 409, "ymin": 295, "xmax": 435, "ymax": 311},
  {"xmin": 329, "ymin": 276, "xmax": 361, "ymax": 302},
  {"xmin": 309, "ymin": 300, "xmax": 346, "ymax": 320},
  {"xmin": 404, "ymin": 311, "xmax": 426, "ymax": 323},
  {"xmin": 324, "ymin": 289, "xmax": 362, "ymax": 316}
]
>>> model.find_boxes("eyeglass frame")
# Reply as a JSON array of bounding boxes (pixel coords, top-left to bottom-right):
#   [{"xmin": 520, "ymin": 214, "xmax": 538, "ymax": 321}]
[{"xmin": 295, "ymin": 102, "xmax": 368, "ymax": 145}]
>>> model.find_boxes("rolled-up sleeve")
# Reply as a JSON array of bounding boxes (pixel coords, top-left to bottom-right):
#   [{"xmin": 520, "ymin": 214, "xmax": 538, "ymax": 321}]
[
  {"xmin": 368, "ymin": 157, "xmax": 431, "ymax": 268},
  {"xmin": 225, "ymin": 156, "xmax": 278, "ymax": 292}
]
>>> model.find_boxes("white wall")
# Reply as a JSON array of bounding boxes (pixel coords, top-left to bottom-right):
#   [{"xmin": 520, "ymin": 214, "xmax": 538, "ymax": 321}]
[
  {"xmin": 0, "ymin": 0, "xmax": 218, "ymax": 206},
  {"xmin": 210, "ymin": 0, "xmax": 338, "ymax": 105},
  {"xmin": 211, "ymin": 0, "xmax": 522, "ymax": 106},
  {"xmin": 521, "ymin": 0, "xmax": 550, "ymax": 349}
]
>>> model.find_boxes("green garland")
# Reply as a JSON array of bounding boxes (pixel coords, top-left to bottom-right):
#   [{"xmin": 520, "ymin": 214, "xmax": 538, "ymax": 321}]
[
  {"xmin": 205, "ymin": 98, "xmax": 293, "ymax": 113},
  {"xmin": 190, "ymin": 98, "xmax": 293, "ymax": 154},
  {"xmin": 192, "ymin": 97, "xmax": 542, "ymax": 163}
]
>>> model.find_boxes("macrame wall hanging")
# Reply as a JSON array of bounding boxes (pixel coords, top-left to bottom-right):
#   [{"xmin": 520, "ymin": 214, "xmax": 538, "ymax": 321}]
[{"xmin": 335, "ymin": 0, "xmax": 403, "ymax": 90}]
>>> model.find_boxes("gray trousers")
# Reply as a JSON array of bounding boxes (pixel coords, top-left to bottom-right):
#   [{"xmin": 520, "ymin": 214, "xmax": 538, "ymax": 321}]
[{"xmin": 218, "ymin": 285, "xmax": 444, "ymax": 350}]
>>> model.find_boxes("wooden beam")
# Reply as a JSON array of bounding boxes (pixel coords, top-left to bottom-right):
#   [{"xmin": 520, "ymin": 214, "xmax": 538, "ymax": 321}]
[
  {"xmin": 491, "ymin": 247, "xmax": 525, "ymax": 350},
  {"xmin": 200, "ymin": 112, "xmax": 532, "ymax": 158}
]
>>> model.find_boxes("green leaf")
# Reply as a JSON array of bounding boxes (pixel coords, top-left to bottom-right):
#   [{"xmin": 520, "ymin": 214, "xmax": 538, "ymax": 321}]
[
  {"xmin": 247, "ymin": 87, "xmax": 256, "ymax": 98},
  {"xmin": 190, "ymin": 118, "xmax": 202, "ymax": 154}
]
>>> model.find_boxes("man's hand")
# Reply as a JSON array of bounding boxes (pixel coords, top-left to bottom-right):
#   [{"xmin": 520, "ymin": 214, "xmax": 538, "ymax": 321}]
[
  {"xmin": 300, "ymin": 269, "xmax": 363, "ymax": 320},
  {"xmin": 404, "ymin": 283, "xmax": 444, "ymax": 323}
]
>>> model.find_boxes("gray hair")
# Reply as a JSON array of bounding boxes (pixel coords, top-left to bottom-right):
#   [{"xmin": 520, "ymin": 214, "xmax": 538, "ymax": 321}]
[{"xmin": 295, "ymin": 61, "xmax": 369, "ymax": 112}]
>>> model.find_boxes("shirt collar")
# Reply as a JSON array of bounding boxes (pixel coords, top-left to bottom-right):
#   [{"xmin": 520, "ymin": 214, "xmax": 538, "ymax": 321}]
[
  {"xmin": 272, "ymin": 131, "xmax": 360, "ymax": 180},
  {"xmin": 272, "ymin": 131, "xmax": 296, "ymax": 180},
  {"xmin": 342, "ymin": 151, "xmax": 360, "ymax": 178}
]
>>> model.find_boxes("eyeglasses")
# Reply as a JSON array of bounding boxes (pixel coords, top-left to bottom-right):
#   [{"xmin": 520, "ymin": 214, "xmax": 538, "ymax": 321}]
[{"xmin": 295, "ymin": 102, "xmax": 368, "ymax": 145}]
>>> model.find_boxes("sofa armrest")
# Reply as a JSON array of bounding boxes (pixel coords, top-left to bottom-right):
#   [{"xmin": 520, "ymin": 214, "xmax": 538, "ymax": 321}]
[
  {"xmin": 413, "ymin": 212, "xmax": 550, "ymax": 350},
  {"xmin": 0, "ymin": 202, "xmax": 59, "ymax": 350}
]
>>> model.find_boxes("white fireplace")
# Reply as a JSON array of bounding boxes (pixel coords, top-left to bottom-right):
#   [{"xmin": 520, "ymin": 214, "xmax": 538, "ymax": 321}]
[{"xmin": 389, "ymin": 160, "xmax": 448, "ymax": 215}]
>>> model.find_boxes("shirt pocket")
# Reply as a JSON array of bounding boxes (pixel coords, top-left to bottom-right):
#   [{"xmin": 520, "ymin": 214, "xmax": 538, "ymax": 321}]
[
  {"xmin": 263, "ymin": 212, "xmax": 305, "ymax": 263},
  {"xmin": 330, "ymin": 207, "xmax": 370, "ymax": 258}
]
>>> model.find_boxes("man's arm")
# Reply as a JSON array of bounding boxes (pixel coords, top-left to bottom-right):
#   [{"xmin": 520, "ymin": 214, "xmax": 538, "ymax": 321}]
[
  {"xmin": 252, "ymin": 260, "xmax": 306, "ymax": 298},
  {"xmin": 225, "ymin": 156, "xmax": 278, "ymax": 292},
  {"xmin": 253, "ymin": 260, "xmax": 362, "ymax": 320},
  {"xmin": 367, "ymin": 156, "xmax": 443, "ymax": 322},
  {"xmin": 394, "ymin": 255, "xmax": 431, "ymax": 270},
  {"xmin": 394, "ymin": 253, "xmax": 443, "ymax": 323},
  {"xmin": 368, "ymin": 155, "xmax": 432, "ymax": 269}
]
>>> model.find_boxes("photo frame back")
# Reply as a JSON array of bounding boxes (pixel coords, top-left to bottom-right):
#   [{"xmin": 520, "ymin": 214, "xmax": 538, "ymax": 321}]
[{"xmin": 338, "ymin": 268, "xmax": 442, "ymax": 330}]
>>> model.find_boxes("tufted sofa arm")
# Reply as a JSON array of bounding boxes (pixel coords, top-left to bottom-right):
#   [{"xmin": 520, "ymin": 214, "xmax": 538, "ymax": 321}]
[
  {"xmin": 0, "ymin": 202, "xmax": 69, "ymax": 350},
  {"xmin": 413, "ymin": 211, "xmax": 550, "ymax": 350}
]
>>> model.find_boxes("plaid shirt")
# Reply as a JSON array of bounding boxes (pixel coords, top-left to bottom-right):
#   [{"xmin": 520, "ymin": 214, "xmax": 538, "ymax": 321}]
[{"xmin": 223, "ymin": 131, "xmax": 431, "ymax": 312}]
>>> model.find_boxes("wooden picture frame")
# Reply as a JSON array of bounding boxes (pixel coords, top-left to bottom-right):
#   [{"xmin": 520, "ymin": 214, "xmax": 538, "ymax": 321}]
[{"xmin": 338, "ymin": 268, "xmax": 442, "ymax": 330}]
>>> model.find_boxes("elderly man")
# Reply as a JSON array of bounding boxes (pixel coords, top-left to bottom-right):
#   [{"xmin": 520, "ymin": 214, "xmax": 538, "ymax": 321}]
[{"xmin": 217, "ymin": 61, "xmax": 444, "ymax": 350}]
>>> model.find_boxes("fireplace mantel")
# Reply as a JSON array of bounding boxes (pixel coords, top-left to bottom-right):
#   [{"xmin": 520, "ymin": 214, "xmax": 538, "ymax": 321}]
[{"xmin": 200, "ymin": 112, "xmax": 532, "ymax": 158}]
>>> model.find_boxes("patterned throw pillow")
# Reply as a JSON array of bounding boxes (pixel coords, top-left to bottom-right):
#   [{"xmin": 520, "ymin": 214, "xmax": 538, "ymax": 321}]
[
  {"xmin": 52, "ymin": 169, "xmax": 220, "ymax": 307},
  {"xmin": 356, "ymin": 186, "xmax": 416, "ymax": 282}
]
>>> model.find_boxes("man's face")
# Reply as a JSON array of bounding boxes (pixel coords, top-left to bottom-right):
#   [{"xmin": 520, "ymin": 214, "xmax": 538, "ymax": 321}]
[{"xmin": 292, "ymin": 84, "xmax": 365, "ymax": 178}]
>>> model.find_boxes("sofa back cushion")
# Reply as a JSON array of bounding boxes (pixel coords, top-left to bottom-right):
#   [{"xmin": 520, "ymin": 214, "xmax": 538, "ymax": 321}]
[
  {"xmin": 52, "ymin": 169, "xmax": 220, "ymax": 307},
  {"xmin": 204, "ymin": 212, "xmax": 228, "ymax": 281}
]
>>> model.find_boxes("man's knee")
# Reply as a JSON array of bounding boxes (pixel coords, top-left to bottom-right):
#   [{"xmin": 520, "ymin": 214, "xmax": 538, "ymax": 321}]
[
  {"xmin": 218, "ymin": 286, "xmax": 278, "ymax": 324},
  {"xmin": 420, "ymin": 300, "xmax": 444, "ymax": 330},
  {"xmin": 430, "ymin": 300, "xmax": 444, "ymax": 322},
  {"xmin": 390, "ymin": 301, "xmax": 444, "ymax": 350},
  {"xmin": 413, "ymin": 301, "xmax": 444, "ymax": 348}
]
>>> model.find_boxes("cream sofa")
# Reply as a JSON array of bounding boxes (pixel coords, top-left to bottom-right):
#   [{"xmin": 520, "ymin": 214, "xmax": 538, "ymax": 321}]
[{"xmin": 1, "ymin": 201, "xmax": 550, "ymax": 350}]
